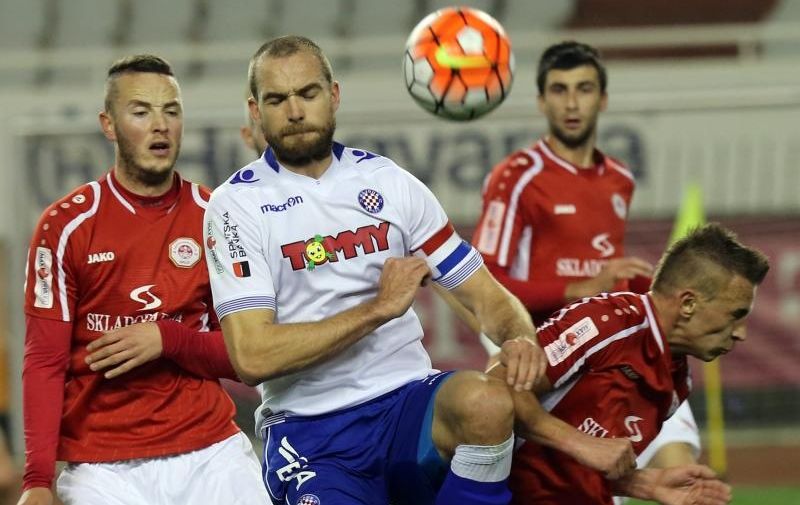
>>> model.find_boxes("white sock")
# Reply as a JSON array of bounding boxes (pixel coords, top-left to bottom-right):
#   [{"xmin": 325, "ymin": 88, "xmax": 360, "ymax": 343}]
[{"xmin": 449, "ymin": 434, "xmax": 514, "ymax": 483}]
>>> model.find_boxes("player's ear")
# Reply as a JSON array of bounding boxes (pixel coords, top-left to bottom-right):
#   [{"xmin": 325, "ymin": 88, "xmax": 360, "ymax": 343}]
[
  {"xmin": 599, "ymin": 91, "xmax": 608, "ymax": 112},
  {"xmin": 248, "ymin": 96, "xmax": 260, "ymax": 124},
  {"xmin": 537, "ymin": 93, "xmax": 545, "ymax": 114},
  {"xmin": 330, "ymin": 80, "xmax": 341, "ymax": 112},
  {"xmin": 240, "ymin": 126, "xmax": 256, "ymax": 151},
  {"xmin": 678, "ymin": 289, "xmax": 697, "ymax": 319},
  {"xmin": 99, "ymin": 110, "xmax": 116, "ymax": 142}
]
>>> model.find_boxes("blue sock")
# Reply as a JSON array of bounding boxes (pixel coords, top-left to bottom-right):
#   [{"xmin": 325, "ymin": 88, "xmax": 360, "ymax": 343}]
[
  {"xmin": 434, "ymin": 436, "xmax": 514, "ymax": 505},
  {"xmin": 434, "ymin": 470, "xmax": 511, "ymax": 505}
]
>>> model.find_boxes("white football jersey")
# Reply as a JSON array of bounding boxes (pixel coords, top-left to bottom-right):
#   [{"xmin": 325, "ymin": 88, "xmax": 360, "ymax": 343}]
[{"xmin": 205, "ymin": 143, "xmax": 482, "ymax": 422}]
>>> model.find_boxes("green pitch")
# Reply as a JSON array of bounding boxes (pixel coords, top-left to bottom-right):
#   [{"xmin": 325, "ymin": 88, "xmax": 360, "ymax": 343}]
[{"xmin": 627, "ymin": 486, "xmax": 800, "ymax": 504}]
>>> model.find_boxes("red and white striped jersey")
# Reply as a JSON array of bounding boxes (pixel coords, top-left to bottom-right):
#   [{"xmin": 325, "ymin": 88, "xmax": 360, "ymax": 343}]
[
  {"xmin": 473, "ymin": 139, "xmax": 635, "ymax": 324},
  {"xmin": 510, "ymin": 292, "xmax": 690, "ymax": 505},
  {"xmin": 24, "ymin": 171, "xmax": 238, "ymax": 463}
]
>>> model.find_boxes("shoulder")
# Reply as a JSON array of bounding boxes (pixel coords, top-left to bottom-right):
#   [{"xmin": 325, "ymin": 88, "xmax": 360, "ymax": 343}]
[
  {"xmin": 35, "ymin": 181, "xmax": 101, "ymax": 232},
  {"xmin": 176, "ymin": 173, "xmax": 213, "ymax": 210},
  {"xmin": 337, "ymin": 144, "xmax": 403, "ymax": 175},
  {"xmin": 483, "ymin": 146, "xmax": 546, "ymax": 195},
  {"xmin": 541, "ymin": 292, "xmax": 649, "ymax": 338},
  {"xmin": 603, "ymin": 153, "xmax": 636, "ymax": 186},
  {"xmin": 211, "ymin": 159, "xmax": 269, "ymax": 203}
]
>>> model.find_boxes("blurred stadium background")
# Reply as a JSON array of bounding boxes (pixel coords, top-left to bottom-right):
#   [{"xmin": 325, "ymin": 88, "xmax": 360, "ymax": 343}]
[{"xmin": 0, "ymin": 0, "xmax": 799, "ymax": 503}]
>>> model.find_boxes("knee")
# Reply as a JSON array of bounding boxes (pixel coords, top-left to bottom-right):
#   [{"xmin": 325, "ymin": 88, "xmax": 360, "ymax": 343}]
[{"xmin": 440, "ymin": 371, "xmax": 514, "ymax": 444}]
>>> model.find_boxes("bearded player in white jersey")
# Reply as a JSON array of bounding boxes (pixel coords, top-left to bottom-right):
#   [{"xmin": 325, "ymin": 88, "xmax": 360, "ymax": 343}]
[{"xmin": 202, "ymin": 35, "xmax": 578, "ymax": 505}]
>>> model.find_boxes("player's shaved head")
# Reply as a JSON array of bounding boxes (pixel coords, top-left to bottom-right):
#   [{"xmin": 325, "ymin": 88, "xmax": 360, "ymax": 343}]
[
  {"xmin": 248, "ymin": 35, "xmax": 333, "ymax": 99},
  {"xmin": 652, "ymin": 224, "xmax": 769, "ymax": 300},
  {"xmin": 104, "ymin": 54, "xmax": 175, "ymax": 113}
]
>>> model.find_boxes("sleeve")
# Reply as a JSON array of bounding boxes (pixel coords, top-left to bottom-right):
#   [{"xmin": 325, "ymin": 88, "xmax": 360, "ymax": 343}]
[
  {"xmin": 538, "ymin": 297, "xmax": 648, "ymax": 389},
  {"xmin": 22, "ymin": 316, "xmax": 71, "ymax": 490},
  {"xmin": 24, "ymin": 202, "xmax": 84, "ymax": 322},
  {"xmin": 396, "ymin": 169, "xmax": 483, "ymax": 290},
  {"xmin": 204, "ymin": 188, "xmax": 276, "ymax": 320},
  {"xmin": 157, "ymin": 320, "xmax": 237, "ymax": 380},
  {"xmin": 471, "ymin": 154, "xmax": 569, "ymax": 312}
]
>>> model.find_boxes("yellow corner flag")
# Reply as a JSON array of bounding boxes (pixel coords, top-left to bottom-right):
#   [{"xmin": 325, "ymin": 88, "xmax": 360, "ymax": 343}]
[{"xmin": 669, "ymin": 184, "xmax": 726, "ymax": 476}]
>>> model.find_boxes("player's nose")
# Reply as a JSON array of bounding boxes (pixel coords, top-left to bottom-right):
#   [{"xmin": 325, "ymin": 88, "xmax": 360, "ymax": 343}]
[{"xmin": 285, "ymin": 95, "xmax": 305, "ymax": 121}]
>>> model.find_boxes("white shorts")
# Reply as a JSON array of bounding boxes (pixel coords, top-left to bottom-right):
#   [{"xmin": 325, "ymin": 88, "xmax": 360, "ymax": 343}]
[{"xmin": 56, "ymin": 432, "xmax": 269, "ymax": 505}]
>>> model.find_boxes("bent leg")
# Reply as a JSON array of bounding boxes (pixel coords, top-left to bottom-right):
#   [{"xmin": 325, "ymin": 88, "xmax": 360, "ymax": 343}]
[{"xmin": 431, "ymin": 370, "xmax": 514, "ymax": 505}]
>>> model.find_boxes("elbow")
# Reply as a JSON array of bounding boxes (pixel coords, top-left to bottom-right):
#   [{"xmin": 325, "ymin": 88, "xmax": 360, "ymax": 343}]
[{"xmin": 232, "ymin": 353, "xmax": 287, "ymax": 386}]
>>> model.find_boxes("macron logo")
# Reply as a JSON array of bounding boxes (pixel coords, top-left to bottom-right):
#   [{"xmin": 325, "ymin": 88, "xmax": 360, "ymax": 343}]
[{"xmin": 88, "ymin": 251, "xmax": 115, "ymax": 264}]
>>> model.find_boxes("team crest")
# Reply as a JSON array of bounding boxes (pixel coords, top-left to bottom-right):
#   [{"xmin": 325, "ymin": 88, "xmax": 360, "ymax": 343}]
[
  {"xmin": 358, "ymin": 188, "xmax": 384, "ymax": 214},
  {"xmin": 297, "ymin": 495, "xmax": 320, "ymax": 505},
  {"xmin": 169, "ymin": 237, "xmax": 201, "ymax": 268},
  {"xmin": 611, "ymin": 193, "xmax": 627, "ymax": 220}
]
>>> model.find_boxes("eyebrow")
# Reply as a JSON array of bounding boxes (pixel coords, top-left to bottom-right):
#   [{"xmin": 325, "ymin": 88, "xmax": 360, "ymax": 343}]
[
  {"xmin": 127, "ymin": 99, "xmax": 181, "ymax": 108},
  {"xmin": 263, "ymin": 83, "xmax": 323, "ymax": 101}
]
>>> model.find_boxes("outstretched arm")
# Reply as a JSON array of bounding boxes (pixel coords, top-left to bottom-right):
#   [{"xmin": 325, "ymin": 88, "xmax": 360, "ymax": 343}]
[{"xmin": 486, "ymin": 361, "xmax": 637, "ymax": 480}]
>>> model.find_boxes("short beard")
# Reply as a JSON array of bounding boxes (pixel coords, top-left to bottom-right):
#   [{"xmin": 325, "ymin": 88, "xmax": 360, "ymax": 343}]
[
  {"xmin": 116, "ymin": 130, "xmax": 177, "ymax": 187},
  {"xmin": 266, "ymin": 118, "xmax": 336, "ymax": 167},
  {"xmin": 550, "ymin": 123, "xmax": 595, "ymax": 150}
]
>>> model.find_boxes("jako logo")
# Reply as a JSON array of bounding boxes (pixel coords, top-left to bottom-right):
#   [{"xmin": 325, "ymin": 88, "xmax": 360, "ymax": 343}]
[
  {"xmin": 230, "ymin": 168, "xmax": 260, "ymax": 184},
  {"xmin": 88, "ymin": 251, "xmax": 115, "ymax": 264},
  {"xmin": 281, "ymin": 222, "xmax": 391, "ymax": 271},
  {"xmin": 261, "ymin": 196, "xmax": 303, "ymax": 213},
  {"xmin": 129, "ymin": 285, "xmax": 162, "ymax": 311},
  {"xmin": 624, "ymin": 415, "xmax": 644, "ymax": 443},
  {"xmin": 591, "ymin": 233, "xmax": 615, "ymax": 258}
]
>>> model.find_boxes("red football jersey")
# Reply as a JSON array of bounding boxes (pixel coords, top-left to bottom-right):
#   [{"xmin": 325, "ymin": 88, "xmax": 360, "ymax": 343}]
[
  {"xmin": 24, "ymin": 172, "xmax": 238, "ymax": 463},
  {"xmin": 509, "ymin": 292, "xmax": 690, "ymax": 505},
  {"xmin": 473, "ymin": 139, "xmax": 635, "ymax": 324}
]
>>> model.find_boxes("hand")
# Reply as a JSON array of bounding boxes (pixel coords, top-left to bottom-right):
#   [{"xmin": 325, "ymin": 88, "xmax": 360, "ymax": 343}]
[
  {"xmin": 651, "ymin": 465, "xmax": 732, "ymax": 505},
  {"xmin": 374, "ymin": 257, "xmax": 431, "ymax": 320},
  {"xmin": 616, "ymin": 464, "xmax": 731, "ymax": 505},
  {"xmin": 499, "ymin": 336, "xmax": 546, "ymax": 391},
  {"xmin": 17, "ymin": 487, "xmax": 54, "ymax": 505},
  {"xmin": 85, "ymin": 322, "xmax": 163, "ymax": 378},
  {"xmin": 570, "ymin": 435, "xmax": 637, "ymax": 480},
  {"xmin": 566, "ymin": 256, "xmax": 653, "ymax": 300}
]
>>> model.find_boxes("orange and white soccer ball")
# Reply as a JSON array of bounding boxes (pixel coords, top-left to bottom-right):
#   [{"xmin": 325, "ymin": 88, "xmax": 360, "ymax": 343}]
[{"xmin": 403, "ymin": 6, "xmax": 514, "ymax": 121}]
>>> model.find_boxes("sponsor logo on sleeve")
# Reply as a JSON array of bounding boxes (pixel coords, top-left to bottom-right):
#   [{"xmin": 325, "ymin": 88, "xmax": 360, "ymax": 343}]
[
  {"xmin": 206, "ymin": 220, "xmax": 225, "ymax": 275},
  {"xmin": 169, "ymin": 237, "xmax": 201, "ymax": 268},
  {"xmin": 233, "ymin": 261, "xmax": 251, "ymax": 278},
  {"xmin": 475, "ymin": 200, "xmax": 505, "ymax": 255},
  {"xmin": 544, "ymin": 316, "xmax": 599, "ymax": 366},
  {"xmin": 222, "ymin": 212, "xmax": 247, "ymax": 259},
  {"xmin": 33, "ymin": 247, "xmax": 54, "ymax": 308}
]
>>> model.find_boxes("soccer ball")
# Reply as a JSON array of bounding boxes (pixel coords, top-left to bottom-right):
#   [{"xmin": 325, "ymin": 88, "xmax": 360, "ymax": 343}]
[{"xmin": 403, "ymin": 6, "xmax": 514, "ymax": 121}]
